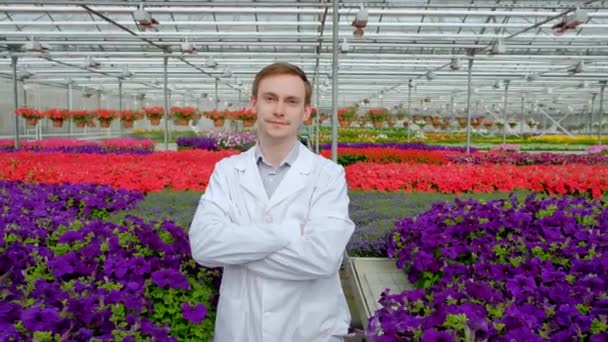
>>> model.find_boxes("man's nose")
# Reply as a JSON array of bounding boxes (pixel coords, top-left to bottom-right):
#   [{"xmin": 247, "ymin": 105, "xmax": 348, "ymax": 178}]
[{"xmin": 273, "ymin": 102, "xmax": 286, "ymax": 116}]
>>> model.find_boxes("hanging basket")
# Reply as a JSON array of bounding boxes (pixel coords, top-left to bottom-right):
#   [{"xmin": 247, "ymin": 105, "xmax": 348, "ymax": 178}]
[
  {"xmin": 213, "ymin": 119, "xmax": 225, "ymax": 128},
  {"xmin": 149, "ymin": 117, "xmax": 162, "ymax": 126},
  {"xmin": 303, "ymin": 118, "xmax": 313, "ymax": 126},
  {"xmin": 373, "ymin": 121, "xmax": 384, "ymax": 128},
  {"xmin": 243, "ymin": 120, "xmax": 255, "ymax": 127},
  {"xmin": 74, "ymin": 121, "xmax": 87, "ymax": 128},
  {"xmin": 26, "ymin": 118, "xmax": 39, "ymax": 127},
  {"xmin": 100, "ymin": 120, "xmax": 112, "ymax": 128},
  {"xmin": 122, "ymin": 120, "xmax": 134, "ymax": 129},
  {"xmin": 174, "ymin": 118, "xmax": 189, "ymax": 126},
  {"xmin": 51, "ymin": 119, "xmax": 64, "ymax": 128},
  {"xmin": 339, "ymin": 120, "xmax": 351, "ymax": 128}
]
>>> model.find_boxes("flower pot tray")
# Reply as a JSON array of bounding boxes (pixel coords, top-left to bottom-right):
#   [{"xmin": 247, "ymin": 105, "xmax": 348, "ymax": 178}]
[{"xmin": 344, "ymin": 256, "xmax": 413, "ymax": 329}]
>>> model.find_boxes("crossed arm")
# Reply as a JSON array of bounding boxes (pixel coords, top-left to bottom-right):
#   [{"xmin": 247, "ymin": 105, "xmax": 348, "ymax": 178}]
[{"xmin": 189, "ymin": 163, "xmax": 355, "ymax": 281}]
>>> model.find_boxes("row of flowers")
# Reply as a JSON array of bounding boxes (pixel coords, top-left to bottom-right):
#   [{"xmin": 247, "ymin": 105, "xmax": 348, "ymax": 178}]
[
  {"xmin": 335, "ymin": 108, "xmax": 541, "ymax": 129},
  {"xmin": 320, "ymin": 148, "xmax": 449, "ymax": 166},
  {"xmin": 345, "ymin": 162, "xmax": 608, "ymax": 198},
  {"xmin": 0, "ymin": 138, "xmax": 155, "ymax": 154},
  {"xmin": 0, "ymin": 181, "xmax": 217, "ymax": 341},
  {"xmin": 2, "ymin": 151, "xmax": 608, "ymax": 196},
  {"xmin": 177, "ymin": 131, "xmax": 257, "ymax": 152},
  {"xmin": 0, "ymin": 150, "xmax": 237, "ymax": 193},
  {"xmin": 367, "ymin": 194, "xmax": 608, "ymax": 340}
]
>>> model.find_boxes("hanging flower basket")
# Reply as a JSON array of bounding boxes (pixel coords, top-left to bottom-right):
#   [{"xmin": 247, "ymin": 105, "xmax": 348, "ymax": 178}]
[
  {"xmin": 174, "ymin": 118, "xmax": 189, "ymax": 126},
  {"xmin": 338, "ymin": 107, "xmax": 357, "ymax": 124},
  {"xmin": 16, "ymin": 107, "xmax": 43, "ymax": 126},
  {"xmin": 122, "ymin": 120, "xmax": 134, "ymax": 129},
  {"xmin": 508, "ymin": 121, "xmax": 518, "ymax": 128},
  {"xmin": 457, "ymin": 117, "xmax": 467, "ymax": 128},
  {"xmin": 99, "ymin": 120, "xmax": 112, "ymax": 128},
  {"xmin": 213, "ymin": 119, "xmax": 225, "ymax": 127},
  {"xmin": 149, "ymin": 117, "xmax": 162, "ymax": 126},
  {"xmin": 51, "ymin": 119, "xmax": 64, "ymax": 128},
  {"xmin": 373, "ymin": 121, "xmax": 384, "ymax": 128},
  {"xmin": 171, "ymin": 106, "xmax": 198, "ymax": 123},
  {"xmin": 243, "ymin": 120, "xmax": 255, "ymax": 127},
  {"xmin": 142, "ymin": 106, "xmax": 164, "ymax": 125},
  {"xmin": 386, "ymin": 119, "xmax": 395, "ymax": 128},
  {"xmin": 339, "ymin": 121, "xmax": 351, "ymax": 128}
]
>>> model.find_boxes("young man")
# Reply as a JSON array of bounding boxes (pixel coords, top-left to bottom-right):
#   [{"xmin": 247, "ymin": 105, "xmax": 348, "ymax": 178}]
[{"xmin": 189, "ymin": 62, "xmax": 355, "ymax": 342}]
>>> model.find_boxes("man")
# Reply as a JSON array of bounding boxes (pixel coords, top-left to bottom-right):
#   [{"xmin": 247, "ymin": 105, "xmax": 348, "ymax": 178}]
[{"xmin": 189, "ymin": 62, "xmax": 355, "ymax": 342}]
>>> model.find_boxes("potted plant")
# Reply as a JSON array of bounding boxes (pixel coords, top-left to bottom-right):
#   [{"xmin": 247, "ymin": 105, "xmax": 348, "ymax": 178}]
[
  {"xmin": 526, "ymin": 118, "xmax": 538, "ymax": 128},
  {"xmin": 44, "ymin": 108, "xmax": 70, "ymax": 128},
  {"xmin": 16, "ymin": 107, "xmax": 43, "ymax": 127},
  {"xmin": 234, "ymin": 108, "xmax": 257, "ymax": 127},
  {"xmin": 205, "ymin": 110, "xmax": 227, "ymax": 127},
  {"xmin": 70, "ymin": 110, "xmax": 90, "ymax": 128},
  {"xmin": 119, "ymin": 110, "xmax": 141, "ymax": 129},
  {"xmin": 338, "ymin": 107, "xmax": 357, "ymax": 127},
  {"xmin": 171, "ymin": 106, "xmax": 198, "ymax": 126},
  {"xmin": 92, "ymin": 109, "xmax": 117, "ymax": 128},
  {"xmin": 367, "ymin": 108, "xmax": 388, "ymax": 128},
  {"xmin": 142, "ymin": 106, "xmax": 165, "ymax": 126}
]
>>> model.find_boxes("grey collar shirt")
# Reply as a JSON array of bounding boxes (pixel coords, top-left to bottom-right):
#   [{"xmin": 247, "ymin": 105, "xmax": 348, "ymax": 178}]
[{"xmin": 255, "ymin": 142, "xmax": 300, "ymax": 198}]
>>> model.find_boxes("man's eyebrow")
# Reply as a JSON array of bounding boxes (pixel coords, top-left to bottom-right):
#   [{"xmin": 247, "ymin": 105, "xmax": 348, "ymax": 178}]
[{"xmin": 261, "ymin": 92, "xmax": 302, "ymax": 101}]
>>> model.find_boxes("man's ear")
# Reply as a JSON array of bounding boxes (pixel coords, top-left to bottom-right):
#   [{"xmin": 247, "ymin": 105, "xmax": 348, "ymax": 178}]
[
  {"xmin": 249, "ymin": 97, "xmax": 257, "ymax": 113},
  {"xmin": 302, "ymin": 105, "xmax": 312, "ymax": 121}
]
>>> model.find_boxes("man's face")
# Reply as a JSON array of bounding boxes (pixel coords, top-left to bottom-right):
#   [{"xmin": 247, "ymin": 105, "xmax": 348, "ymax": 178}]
[{"xmin": 251, "ymin": 74, "xmax": 311, "ymax": 142}]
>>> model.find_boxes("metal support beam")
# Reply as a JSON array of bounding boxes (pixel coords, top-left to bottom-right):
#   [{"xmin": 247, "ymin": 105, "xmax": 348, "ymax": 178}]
[
  {"xmin": 536, "ymin": 106, "xmax": 574, "ymax": 137},
  {"xmin": 67, "ymin": 78, "xmax": 72, "ymax": 136},
  {"xmin": 465, "ymin": 54, "xmax": 475, "ymax": 154},
  {"xmin": 520, "ymin": 96, "xmax": 525, "ymax": 136},
  {"xmin": 163, "ymin": 56, "xmax": 169, "ymax": 150},
  {"xmin": 118, "ymin": 78, "xmax": 123, "ymax": 137},
  {"xmin": 590, "ymin": 93, "xmax": 596, "ymax": 135},
  {"xmin": 12, "ymin": 56, "xmax": 20, "ymax": 149},
  {"xmin": 502, "ymin": 80, "xmax": 510, "ymax": 144},
  {"xmin": 215, "ymin": 79, "xmax": 219, "ymax": 111},
  {"xmin": 330, "ymin": 0, "xmax": 339, "ymax": 163},
  {"xmin": 599, "ymin": 81, "xmax": 606, "ymax": 144}
]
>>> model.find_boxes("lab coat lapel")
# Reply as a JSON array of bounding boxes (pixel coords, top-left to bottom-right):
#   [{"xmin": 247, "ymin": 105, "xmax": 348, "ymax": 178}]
[
  {"xmin": 235, "ymin": 147, "xmax": 269, "ymax": 204},
  {"xmin": 267, "ymin": 144, "xmax": 313, "ymax": 210}
]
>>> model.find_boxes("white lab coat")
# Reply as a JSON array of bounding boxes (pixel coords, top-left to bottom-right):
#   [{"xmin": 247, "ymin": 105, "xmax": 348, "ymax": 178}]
[{"xmin": 189, "ymin": 143, "xmax": 355, "ymax": 342}]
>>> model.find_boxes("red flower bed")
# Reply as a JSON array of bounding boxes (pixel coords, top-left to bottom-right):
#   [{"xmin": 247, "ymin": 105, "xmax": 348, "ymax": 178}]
[
  {"xmin": 0, "ymin": 150, "xmax": 237, "ymax": 193},
  {"xmin": 345, "ymin": 162, "xmax": 608, "ymax": 198},
  {"xmin": 320, "ymin": 148, "xmax": 449, "ymax": 164}
]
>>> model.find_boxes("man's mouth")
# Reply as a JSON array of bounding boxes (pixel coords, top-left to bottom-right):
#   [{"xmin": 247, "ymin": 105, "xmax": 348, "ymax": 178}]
[{"xmin": 267, "ymin": 120, "xmax": 289, "ymax": 126}]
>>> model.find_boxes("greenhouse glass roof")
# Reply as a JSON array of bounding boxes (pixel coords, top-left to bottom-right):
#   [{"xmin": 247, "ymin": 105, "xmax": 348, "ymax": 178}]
[{"xmin": 0, "ymin": 0, "xmax": 607, "ymax": 117}]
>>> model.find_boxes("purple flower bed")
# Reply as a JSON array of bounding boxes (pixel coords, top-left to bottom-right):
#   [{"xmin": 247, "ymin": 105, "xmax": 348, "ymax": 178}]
[
  {"xmin": 319, "ymin": 142, "xmax": 476, "ymax": 153},
  {"xmin": 0, "ymin": 145, "xmax": 153, "ymax": 155},
  {"xmin": 447, "ymin": 152, "xmax": 608, "ymax": 165},
  {"xmin": 0, "ymin": 181, "xmax": 217, "ymax": 341},
  {"xmin": 176, "ymin": 137, "xmax": 218, "ymax": 151},
  {"xmin": 367, "ymin": 194, "xmax": 608, "ymax": 341}
]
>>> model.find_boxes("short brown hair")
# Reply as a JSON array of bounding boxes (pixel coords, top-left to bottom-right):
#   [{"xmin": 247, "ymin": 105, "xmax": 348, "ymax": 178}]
[{"xmin": 252, "ymin": 62, "xmax": 312, "ymax": 105}]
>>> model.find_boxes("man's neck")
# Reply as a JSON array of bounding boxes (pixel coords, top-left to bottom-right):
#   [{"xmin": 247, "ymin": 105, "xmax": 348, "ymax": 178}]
[{"xmin": 257, "ymin": 136, "xmax": 298, "ymax": 168}]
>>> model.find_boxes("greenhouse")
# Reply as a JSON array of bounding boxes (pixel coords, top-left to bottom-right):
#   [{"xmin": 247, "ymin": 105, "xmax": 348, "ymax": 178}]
[{"xmin": 1, "ymin": 0, "xmax": 608, "ymax": 341}]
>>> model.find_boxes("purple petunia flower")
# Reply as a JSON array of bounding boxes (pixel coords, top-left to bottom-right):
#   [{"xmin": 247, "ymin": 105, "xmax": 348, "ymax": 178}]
[
  {"xmin": 20, "ymin": 306, "xmax": 62, "ymax": 332},
  {"xmin": 151, "ymin": 269, "xmax": 190, "ymax": 290},
  {"xmin": 181, "ymin": 303, "xmax": 208, "ymax": 324},
  {"xmin": 420, "ymin": 329, "xmax": 455, "ymax": 342}
]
